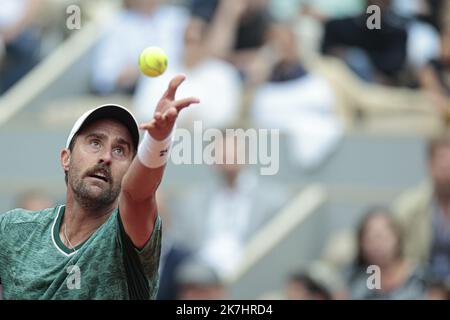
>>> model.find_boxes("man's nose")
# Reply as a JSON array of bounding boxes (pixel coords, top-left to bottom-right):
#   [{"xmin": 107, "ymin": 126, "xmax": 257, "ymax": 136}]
[{"xmin": 98, "ymin": 147, "xmax": 112, "ymax": 165}]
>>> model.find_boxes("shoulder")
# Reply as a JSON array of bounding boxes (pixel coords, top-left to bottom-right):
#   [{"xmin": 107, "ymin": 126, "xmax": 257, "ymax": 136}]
[
  {"xmin": 392, "ymin": 181, "xmax": 432, "ymax": 222},
  {"xmin": 0, "ymin": 207, "xmax": 58, "ymax": 245},
  {"xmin": 95, "ymin": 207, "xmax": 122, "ymax": 238},
  {"xmin": 0, "ymin": 206, "xmax": 56, "ymax": 226}
]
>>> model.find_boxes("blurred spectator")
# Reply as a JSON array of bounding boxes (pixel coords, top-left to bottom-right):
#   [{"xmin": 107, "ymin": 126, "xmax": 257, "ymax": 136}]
[
  {"xmin": 251, "ymin": 25, "xmax": 343, "ymax": 170},
  {"xmin": 321, "ymin": 0, "xmax": 407, "ymax": 84},
  {"xmin": 0, "ymin": 0, "xmax": 43, "ymax": 94},
  {"xmin": 346, "ymin": 207, "xmax": 426, "ymax": 299},
  {"xmin": 285, "ymin": 271, "xmax": 331, "ymax": 300},
  {"xmin": 306, "ymin": 261, "xmax": 348, "ymax": 300},
  {"xmin": 286, "ymin": 261, "xmax": 347, "ymax": 300},
  {"xmin": 275, "ymin": 0, "xmax": 365, "ymax": 64},
  {"xmin": 321, "ymin": 0, "xmax": 440, "ymax": 87},
  {"xmin": 90, "ymin": 0, "xmax": 189, "ymax": 95},
  {"xmin": 15, "ymin": 189, "xmax": 54, "ymax": 211},
  {"xmin": 169, "ymin": 133, "xmax": 289, "ymax": 279},
  {"xmin": 395, "ymin": 132, "xmax": 450, "ymax": 283},
  {"xmin": 189, "ymin": 0, "xmax": 281, "ymax": 84},
  {"xmin": 133, "ymin": 12, "xmax": 242, "ymax": 129},
  {"xmin": 409, "ymin": 0, "xmax": 450, "ymax": 117},
  {"xmin": 175, "ymin": 256, "xmax": 227, "ymax": 300},
  {"xmin": 417, "ymin": 20, "xmax": 450, "ymax": 119},
  {"xmin": 260, "ymin": 261, "xmax": 346, "ymax": 300},
  {"xmin": 323, "ymin": 134, "xmax": 450, "ymax": 296},
  {"xmin": 424, "ymin": 278, "xmax": 450, "ymax": 300},
  {"xmin": 273, "ymin": 0, "xmax": 364, "ymax": 22},
  {"xmin": 391, "ymin": 0, "xmax": 444, "ymax": 31},
  {"xmin": 0, "ymin": 35, "xmax": 5, "ymax": 61}
]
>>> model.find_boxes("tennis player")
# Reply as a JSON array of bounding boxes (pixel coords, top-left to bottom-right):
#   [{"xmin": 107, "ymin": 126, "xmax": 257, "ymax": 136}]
[{"xmin": 0, "ymin": 74, "xmax": 199, "ymax": 299}]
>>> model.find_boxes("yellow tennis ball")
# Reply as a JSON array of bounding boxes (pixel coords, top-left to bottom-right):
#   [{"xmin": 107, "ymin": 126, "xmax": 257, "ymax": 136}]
[{"xmin": 139, "ymin": 47, "xmax": 168, "ymax": 77}]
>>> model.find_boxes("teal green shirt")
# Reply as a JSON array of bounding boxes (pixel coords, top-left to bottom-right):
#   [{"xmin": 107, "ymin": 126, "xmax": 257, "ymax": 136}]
[{"xmin": 0, "ymin": 205, "xmax": 161, "ymax": 299}]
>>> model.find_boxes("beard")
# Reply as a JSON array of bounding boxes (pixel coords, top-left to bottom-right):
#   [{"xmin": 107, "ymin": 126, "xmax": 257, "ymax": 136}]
[{"xmin": 68, "ymin": 162, "xmax": 121, "ymax": 211}]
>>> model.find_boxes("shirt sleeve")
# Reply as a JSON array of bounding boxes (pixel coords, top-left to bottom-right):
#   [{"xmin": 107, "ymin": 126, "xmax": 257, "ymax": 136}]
[
  {"xmin": 135, "ymin": 215, "xmax": 162, "ymax": 278},
  {"xmin": 0, "ymin": 210, "xmax": 13, "ymax": 285},
  {"xmin": 0, "ymin": 213, "xmax": 4, "ymax": 284},
  {"xmin": 0, "ymin": 212, "xmax": 6, "ymax": 242},
  {"xmin": 116, "ymin": 211, "xmax": 162, "ymax": 299}
]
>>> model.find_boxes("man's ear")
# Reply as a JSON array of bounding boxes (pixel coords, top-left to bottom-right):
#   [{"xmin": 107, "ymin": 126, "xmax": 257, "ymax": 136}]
[{"xmin": 61, "ymin": 149, "xmax": 71, "ymax": 171}]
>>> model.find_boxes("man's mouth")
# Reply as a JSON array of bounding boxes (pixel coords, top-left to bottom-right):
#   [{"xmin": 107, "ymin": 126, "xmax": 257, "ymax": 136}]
[{"xmin": 88, "ymin": 170, "xmax": 109, "ymax": 183}]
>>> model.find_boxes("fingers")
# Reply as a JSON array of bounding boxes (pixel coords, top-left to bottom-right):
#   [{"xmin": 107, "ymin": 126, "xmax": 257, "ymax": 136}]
[
  {"xmin": 163, "ymin": 74, "xmax": 186, "ymax": 100},
  {"xmin": 142, "ymin": 76, "xmax": 199, "ymax": 132},
  {"xmin": 140, "ymin": 108, "xmax": 177, "ymax": 131},
  {"xmin": 165, "ymin": 107, "xmax": 178, "ymax": 122},
  {"xmin": 173, "ymin": 97, "xmax": 200, "ymax": 112},
  {"xmin": 154, "ymin": 112, "xmax": 162, "ymax": 121},
  {"xmin": 139, "ymin": 118, "xmax": 158, "ymax": 131}
]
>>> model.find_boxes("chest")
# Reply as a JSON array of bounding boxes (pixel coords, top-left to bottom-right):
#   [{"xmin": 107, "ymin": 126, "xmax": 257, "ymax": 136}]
[{"xmin": 2, "ymin": 228, "xmax": 127, "ymax": 299}]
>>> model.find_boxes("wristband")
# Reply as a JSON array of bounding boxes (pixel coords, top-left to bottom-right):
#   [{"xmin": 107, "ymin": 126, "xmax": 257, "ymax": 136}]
[{"xmin": 137, "ymin": 129, "xmax": 174, "ymax": 168}]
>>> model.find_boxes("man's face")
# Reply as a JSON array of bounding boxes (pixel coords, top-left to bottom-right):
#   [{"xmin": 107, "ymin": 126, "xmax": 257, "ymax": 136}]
[
  {"xmin": 429, "ymin": 145, "xmax": 450, "ymax": 198},
  {"xmin": 62, "ymin": 119, "xmax": 134, "ymax": 210}
]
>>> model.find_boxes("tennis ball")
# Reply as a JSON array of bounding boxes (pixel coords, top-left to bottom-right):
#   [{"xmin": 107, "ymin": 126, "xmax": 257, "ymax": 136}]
[{"xmin": 139, "ymin": 47, "xmax": 168, "ymax": 77}]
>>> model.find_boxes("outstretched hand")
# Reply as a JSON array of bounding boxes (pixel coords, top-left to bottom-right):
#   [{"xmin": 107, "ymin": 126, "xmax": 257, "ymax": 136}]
[{"xmin": 139, "ymin": 74, "xmax": 200, "ymax": 141}]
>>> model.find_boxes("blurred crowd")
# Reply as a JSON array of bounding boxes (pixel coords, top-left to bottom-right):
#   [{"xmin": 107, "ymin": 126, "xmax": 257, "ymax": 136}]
[
  {"xmin": 2, "ymin": 0, "xmax": 450, "ymax": 300},
  {"xmin": 0, "ymin": 0, "xmax": 42, "ymax": 93}
]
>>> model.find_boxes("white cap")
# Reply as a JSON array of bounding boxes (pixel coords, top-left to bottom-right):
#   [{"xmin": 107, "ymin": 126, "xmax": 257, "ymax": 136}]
[{"xmin": 66, "ymin": 104, "xmax": 140, "ymax": 150}]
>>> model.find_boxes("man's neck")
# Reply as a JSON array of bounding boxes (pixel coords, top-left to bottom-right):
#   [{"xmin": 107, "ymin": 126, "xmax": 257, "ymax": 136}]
[{"xmin": 61, "ymin": 196, "xmax": 116, "ymax": 248}]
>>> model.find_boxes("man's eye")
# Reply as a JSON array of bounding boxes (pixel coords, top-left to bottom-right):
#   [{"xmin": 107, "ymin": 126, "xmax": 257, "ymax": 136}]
[
  {"xmin": 90, "ymin": 140, "xmax": 101, "ymax": 148},
  {"xmin": 113, "ymin": 147, "xmax": 124, "ymax": 156}
]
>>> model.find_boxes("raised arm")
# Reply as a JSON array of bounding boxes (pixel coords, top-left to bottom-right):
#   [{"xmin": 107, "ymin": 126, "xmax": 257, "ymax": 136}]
[
  {"xmin": 202, "ymin": 0, "xmax": 247, "ymax": 60},
  {"xmin": 119, "ymin": 74, "xmax": 199, "ymax": 248}
]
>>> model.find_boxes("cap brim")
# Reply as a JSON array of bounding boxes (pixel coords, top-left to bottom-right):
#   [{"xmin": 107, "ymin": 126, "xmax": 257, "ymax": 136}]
[{"xmin": 66, "ymin": 104, "xmax": 140, "ymax": 151}]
